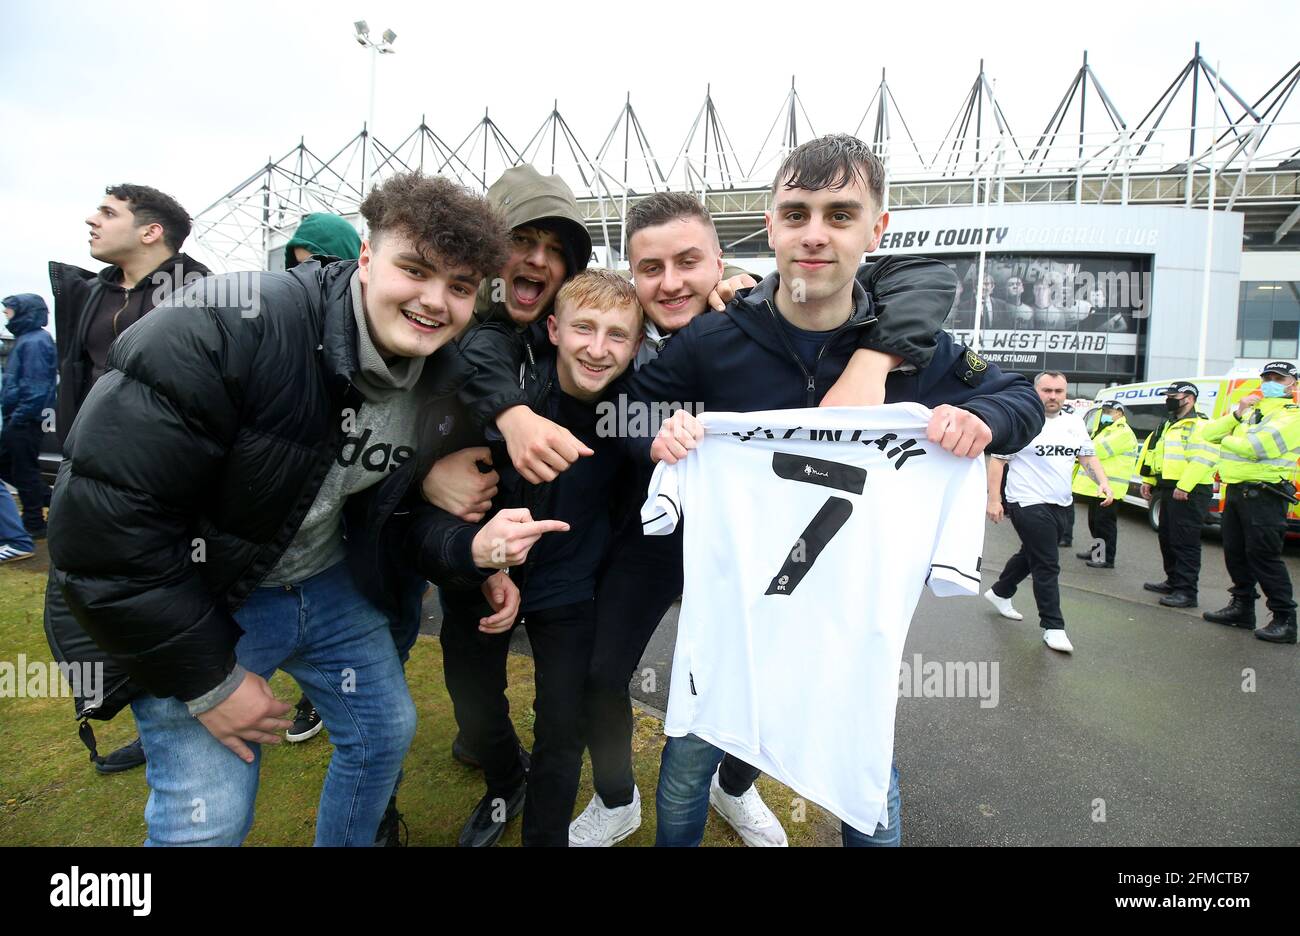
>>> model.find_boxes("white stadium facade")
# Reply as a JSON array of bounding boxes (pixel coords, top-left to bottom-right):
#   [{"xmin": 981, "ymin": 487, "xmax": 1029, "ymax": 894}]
[{"xmin": 191, "ymin": 45, "xmax": 1300, "ymax": 398}]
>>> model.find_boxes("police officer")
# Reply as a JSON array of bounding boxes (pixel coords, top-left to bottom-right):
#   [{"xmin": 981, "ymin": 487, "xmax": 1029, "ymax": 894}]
[
  {"xmin": 1197, "ymin": 362, "xmax": 1300, "ymax": 644},
  {"xmin": 1073, "ymin": 400, "xmax": 1138, "ymax": 568},
  {"xmin": 1137, "ymin": 382, "xmax": 1217, "ymax": 608}
]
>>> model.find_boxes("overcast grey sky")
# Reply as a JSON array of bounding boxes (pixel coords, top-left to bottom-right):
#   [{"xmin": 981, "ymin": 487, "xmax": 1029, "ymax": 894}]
[{"xmin": 2, "ymin": 0, "xmax": 1297, "ymax": 327}]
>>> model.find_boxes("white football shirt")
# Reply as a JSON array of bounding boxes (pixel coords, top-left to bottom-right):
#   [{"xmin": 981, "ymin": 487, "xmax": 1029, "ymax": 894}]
[
  {"xmin": 642, "ymin": 404, "xmax": 986, "ymax": 834},
  {"xmin": 998, "ymin": 411, "xmax": 1094, "ymax": 508}
]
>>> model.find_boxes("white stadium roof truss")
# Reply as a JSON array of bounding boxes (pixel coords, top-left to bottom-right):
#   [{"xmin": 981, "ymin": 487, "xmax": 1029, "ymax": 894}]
[{"xmin": 193, "ymin": 44, "xmax": 1300, "ymax": 272}]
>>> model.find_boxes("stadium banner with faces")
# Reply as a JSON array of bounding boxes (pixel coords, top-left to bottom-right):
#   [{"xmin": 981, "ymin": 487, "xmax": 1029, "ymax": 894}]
[{"xmin": 939, "ymin": 253, "xmax": 1150, "ymax": 379}]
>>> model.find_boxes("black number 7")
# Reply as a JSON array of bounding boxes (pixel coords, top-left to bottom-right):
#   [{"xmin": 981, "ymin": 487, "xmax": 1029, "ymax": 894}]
[
  {"xmin": 764, "ymin": 450, "xmax": 863, "ymax": 597},
  {"xmin": 765, "ymin": 496, "xmax": 854, "ymax": 596}
]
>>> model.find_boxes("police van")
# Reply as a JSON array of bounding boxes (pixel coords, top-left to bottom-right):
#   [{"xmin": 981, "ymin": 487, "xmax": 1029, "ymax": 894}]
[{"xmin": 1088, "ymin": 372, "xmax": 1300, "ymax": 533}]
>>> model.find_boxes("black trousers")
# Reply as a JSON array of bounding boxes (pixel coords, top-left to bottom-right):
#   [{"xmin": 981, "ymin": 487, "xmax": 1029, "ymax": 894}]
[
  {"xmin": 440, "ymin": 593, "xmax": 525, "ymax": 797},
  {"xmin": 1085, "ymin": 496, "xmax": 1119, "ymax": 562},
  {"xmin": 0, "ymin": 421, "xmax": 46, "ymax": 531},
  {"xmin": 1155, "ymin": 484, "xmax": 1212, "ymax": 595},
  {"xmin": 441, "ymin": 593, "xmax": 597, "ymax": 847},
  {"xmin": 992, "ymin": 502, "xmax": 1069, "ymax": 630},
  {"xmin": 1221, "ymin": 484, "xmax": 1295, "ymax": 614},
  {"xmin": 584, "ymin": 523, "xmax": 760, "ymax": 808}
]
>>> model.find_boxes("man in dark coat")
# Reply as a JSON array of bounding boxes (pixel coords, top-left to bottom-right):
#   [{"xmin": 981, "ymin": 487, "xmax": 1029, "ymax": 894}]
[{"xmin": 45, "ymin": 184, "xmax": 210, "ymax": 773}]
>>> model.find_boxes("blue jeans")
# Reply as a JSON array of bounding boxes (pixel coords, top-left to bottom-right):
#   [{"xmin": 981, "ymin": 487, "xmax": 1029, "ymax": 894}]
[
  {"xmin": 655, "ymin": 733, "xmax": 901, "ymax": 847},
  {"xmin": 131, "ymin": 560, "xmax": 416, "ymax": 846},
  {"xmin": 0, "ymin": 483, "xmax": 33, "ymax": 552}
]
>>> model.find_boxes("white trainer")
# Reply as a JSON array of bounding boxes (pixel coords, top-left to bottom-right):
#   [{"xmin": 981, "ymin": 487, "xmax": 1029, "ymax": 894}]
[
  {"xmin": 1043, "ymin": 629, "xmax": 1074, "ymax": 653},
  {"xmin": 984, "ymin": 588, "xmax": 1023, "ymax": 621},
  {"xmin": 709, "ymin": 769, "xmax": 789, "ymax": 847},
  {"xmin": 568, "ymin": 786, "xmax": 641, "ymax": 847}
]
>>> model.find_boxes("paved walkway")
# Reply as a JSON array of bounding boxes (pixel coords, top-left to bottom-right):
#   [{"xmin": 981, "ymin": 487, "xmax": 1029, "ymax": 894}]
[{"xmin": 422, "ymin": 502, "xmax": 1300, "ymax": 845}]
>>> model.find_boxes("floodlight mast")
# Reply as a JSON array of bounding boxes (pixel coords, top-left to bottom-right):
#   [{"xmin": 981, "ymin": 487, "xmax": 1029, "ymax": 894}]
[{"xmin": 353, "ymin": 19, "xmax": 397, "ymax": 197}]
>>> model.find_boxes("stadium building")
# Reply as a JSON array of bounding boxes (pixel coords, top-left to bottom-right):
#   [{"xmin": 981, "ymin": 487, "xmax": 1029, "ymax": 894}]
[{"xmin": 193, "ymin": 45, "xmax": 1300, "ymax": 397}]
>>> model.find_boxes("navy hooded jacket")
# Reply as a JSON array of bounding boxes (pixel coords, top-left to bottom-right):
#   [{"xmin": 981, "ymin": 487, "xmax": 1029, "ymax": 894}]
[
  {"xmin": 619, "ymin": 272, "xmax": 1045, "ymax": 457},
  {"xmin": 2, "ymin": 293, "xmax": 57, "ymax": 427}
]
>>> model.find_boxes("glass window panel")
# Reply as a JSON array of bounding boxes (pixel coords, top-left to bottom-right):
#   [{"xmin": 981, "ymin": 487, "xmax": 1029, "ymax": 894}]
[
  {"xmin": 1243, "ymin": 339, "xmax": 1270, "ymax": 357},
  {"xmin": 1273, "ymin": 320, "xmax": 1298, "ymax": 341},
  {"xmin": 1245, "ymin": 317, "xmax": 1271, "ymax": 341},
  {"xmin": 1273, "ymin": 287, "xmax": 1300, "ymax": 321},
  {"xmin": 1271, "ymin": 339, "xmax": 1298, "ymax": 359},
  {"xmin": 1243, "ymin": 299, "xmax": 1274, "ymax": 321}
]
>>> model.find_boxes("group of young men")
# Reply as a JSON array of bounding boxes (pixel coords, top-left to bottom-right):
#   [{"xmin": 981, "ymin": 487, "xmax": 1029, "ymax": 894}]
[{"xmin": 33, "ymin": 132, "xmax": 1054, "ymax": 847}]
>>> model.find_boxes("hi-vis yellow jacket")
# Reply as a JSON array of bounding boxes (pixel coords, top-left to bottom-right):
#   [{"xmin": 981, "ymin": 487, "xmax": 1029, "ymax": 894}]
[
  {"xmin": 1134, "ymin": 412, "xmax": 1217, "ymax": 487},
  {"xmin": 1073, "ymin": 416, "xmax": 1138, "ymax": 498},
  {"xmin": 1179, "ymin": 397, "xmax": 1300, "ymax": 489}
]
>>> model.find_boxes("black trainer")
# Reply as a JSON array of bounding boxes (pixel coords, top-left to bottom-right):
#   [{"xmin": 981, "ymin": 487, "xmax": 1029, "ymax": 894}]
[
  {"xmin": 1159, "ymin": 592, "xmax": 1197, "ymax": 609},
  {"xmin": 451, "ymin": 732, "xmax": 481, "ymax": 768},
  {"xmin": 374, "ymin": 797, "xmax": 409, "ymax": 847},
  {"xmin": 452, "ymin": 735, "xmax": 532, "ymax": 775},
  {"xmin": 286, "ymin": 695, "xmax": 323, "ymax": 743},
  {"xmin": 1143, "ymin": 580, "xmax": 1175, "ymax": 594},
  {"xmin": 1085, "ymin": 559, "xmax": 1115, "ymax": 569},
  {"xmin": 94, "ymin": 736, "xmax": 146, "ymax": 774},
  {"xmin": 457, "ymin": 782, "xmax": 526, "ymax": 848}
]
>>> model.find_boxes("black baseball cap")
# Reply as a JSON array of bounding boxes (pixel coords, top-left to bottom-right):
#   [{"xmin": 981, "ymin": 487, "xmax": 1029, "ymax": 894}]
[
  {"xmin": 1099, "ymin": 398, "xmax": 1126, "ymax": 412},
  {"xmin": 1159, "ymin": 381, "xmax": 1199, "ymax": 398},
  {"xmin": 1261, "ymin": 361, "xmax": 1298, "ymax": 379}
]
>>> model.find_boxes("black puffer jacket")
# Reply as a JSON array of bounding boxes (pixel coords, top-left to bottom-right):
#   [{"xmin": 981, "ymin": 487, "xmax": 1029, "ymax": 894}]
[{"xmin": 47, "ymin": 260, "xmax": 483, "ymax": 709}]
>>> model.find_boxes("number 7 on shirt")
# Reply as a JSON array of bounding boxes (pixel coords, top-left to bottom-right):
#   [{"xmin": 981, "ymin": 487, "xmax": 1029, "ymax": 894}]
[{"xmin": 765, "ymin": 452, "xmax": 866, "ymax": 597}]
